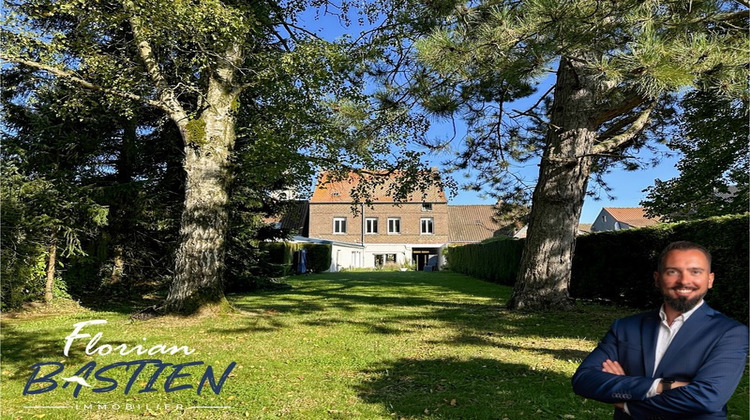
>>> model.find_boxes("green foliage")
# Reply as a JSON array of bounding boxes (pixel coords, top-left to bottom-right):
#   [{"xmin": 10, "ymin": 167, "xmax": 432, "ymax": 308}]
[
  {"xmin": 446, "ymin": 238, "xmax": 524, "ymax": 286},
  {"xmin": 571, "ymin": 214, "xmax": 748, "ymax": 323},
  {"xmin": 3, "ymin": 0, "xmax": 446, "ymax": 313},
  {"xmin": 406, "ymin": 0, "xmax": 749, "ymax": 204},
  {"xmin": 303, "ymin": 244, "xmax": 332, "ymax": 273},
  {"xmin": 0, "ymin": 162, "xmax": 108, "ymax": 310},
  {"xmin": 642, "ymin": 91, "xmax": 749, "ymax": 221}
]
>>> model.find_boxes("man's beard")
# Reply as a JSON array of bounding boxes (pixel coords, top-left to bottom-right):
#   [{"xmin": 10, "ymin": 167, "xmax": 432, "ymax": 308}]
[{"xmin": 663, "ymin": 291, "xmax": 706, "ymax": 313}]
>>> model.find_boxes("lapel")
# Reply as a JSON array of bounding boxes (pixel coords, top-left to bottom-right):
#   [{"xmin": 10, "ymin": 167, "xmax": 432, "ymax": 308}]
[
  {"xmin": 655, "ymin": 303, "xmax": 714, "ymax": 376},
  {"xmin": 641, "ymin": 310, "xmax": 661, "ymax": 376}
]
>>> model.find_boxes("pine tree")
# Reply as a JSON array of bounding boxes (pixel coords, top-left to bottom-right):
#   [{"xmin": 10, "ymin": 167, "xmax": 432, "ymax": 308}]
[{"xmin": 410, "ymin": 0, "xmax": 747, "ymax": 310}]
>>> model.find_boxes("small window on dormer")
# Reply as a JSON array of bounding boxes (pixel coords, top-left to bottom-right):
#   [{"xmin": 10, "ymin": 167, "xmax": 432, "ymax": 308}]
[{"xmin": 421, "ymin": 203, "xmax": 433, "ymax": 211}]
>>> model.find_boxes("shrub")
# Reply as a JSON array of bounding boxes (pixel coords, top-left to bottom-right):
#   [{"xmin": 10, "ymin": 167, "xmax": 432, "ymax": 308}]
[{"xmin": 302, "ymin": 244, "xmax": 332, "ymax": 273}]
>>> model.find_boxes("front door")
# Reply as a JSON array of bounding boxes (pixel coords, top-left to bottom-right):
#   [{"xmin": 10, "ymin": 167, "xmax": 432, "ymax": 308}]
[{"xmin": 412, "ymin": 248, "xmax": 437, "ymax": 271}]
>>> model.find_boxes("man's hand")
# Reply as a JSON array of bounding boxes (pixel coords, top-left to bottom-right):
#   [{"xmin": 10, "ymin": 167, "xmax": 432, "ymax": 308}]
[
  {"xmin": 602, "ymin": 359, "xmax": 690, "ymax": 394},
  {"xmin": 602, "ymin": 359, "xmax": 626, "ymax": 376},
  {"xmin": 656, "ymin": 380, "xmax": 690, "ymax": 393}
]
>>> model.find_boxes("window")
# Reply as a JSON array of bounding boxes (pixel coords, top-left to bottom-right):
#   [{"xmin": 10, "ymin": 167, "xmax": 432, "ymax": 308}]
[
  {"xmin": 420, "ymin": 218, "xmax": 434, "ymax": 234},
  {"xmin": 387, "ymin": 218, "xmax": 401, "ymax": 234},
  {"xmin": 421, "ymin": 203, "xmax": 433, "ymax": 211},
  {"xmin": 365, "ymin": 218, "xmax": 378, "ymax": 234},
  {"xmin": 333, "ymin": 217, "xmax": 347, "ymax": 234}
]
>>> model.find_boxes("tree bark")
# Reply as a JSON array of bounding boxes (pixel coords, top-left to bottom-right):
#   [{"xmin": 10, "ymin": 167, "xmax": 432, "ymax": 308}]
[
  {"xmin": 162, "ymin": 67, "xmax": 240, "ymax": 315},
  {"xmin": 44, "ymin": 238, "xmax": 58, "ymax": 304},
  {"xmin": 508, "ymin": 56, "xmax": 600, "ymax": 311}
]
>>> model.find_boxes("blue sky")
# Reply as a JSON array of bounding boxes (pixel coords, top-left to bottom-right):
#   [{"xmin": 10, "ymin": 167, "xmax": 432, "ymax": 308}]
[{"xmin": 446, "ymin": 146, "xmax": 681, "ymax": 224}]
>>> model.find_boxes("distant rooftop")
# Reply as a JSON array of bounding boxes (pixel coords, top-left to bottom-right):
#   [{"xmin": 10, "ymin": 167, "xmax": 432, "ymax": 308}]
[
  {"xmin": 447, "ymin": 205, "xmax": 501, "ymax": 243},
  {"xmin": 602, "ymin": 207, "xmax": 660, "ymax": 227}
]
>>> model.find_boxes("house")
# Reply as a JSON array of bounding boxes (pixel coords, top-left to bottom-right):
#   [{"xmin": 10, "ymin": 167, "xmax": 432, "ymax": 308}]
[
  {"xmin": 306, "ymin": 171, "xmax": 503, "ymax": 271},
  {"xmin": 590, "ymin": 207, "xmax": 659, "ymax": 232}
]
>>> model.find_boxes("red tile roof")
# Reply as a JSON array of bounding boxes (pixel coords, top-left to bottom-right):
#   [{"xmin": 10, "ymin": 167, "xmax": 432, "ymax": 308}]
[
  {"xmin": 604, "ymin": 207, "xmax": 659, "ymax": 227},
  {"xmin": 310, "ymin": 171, "xmax": 447, "ymax": 203},
  {"xmin": 447, "ymin": 205, "xmax": 501, "ymax": 243}
]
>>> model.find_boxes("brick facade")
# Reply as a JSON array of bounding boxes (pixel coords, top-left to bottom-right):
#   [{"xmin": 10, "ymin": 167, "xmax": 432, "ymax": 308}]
[
  {"xmin": 299, "ymin": 171, "xmax": 500, "ymax": 271},
  {"xmin": 308, "ymin": 202, "xmax": 450, "ymax": 245}
]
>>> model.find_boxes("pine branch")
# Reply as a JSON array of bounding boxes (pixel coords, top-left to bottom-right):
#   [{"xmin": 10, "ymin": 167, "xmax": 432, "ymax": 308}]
[
  {"xmin": 592, "ymin": 102, "xmax": 655, "ymax": 155},
  {"xmin": 0, "ymin": 53, "xmax": 167, "ymax": 111}
]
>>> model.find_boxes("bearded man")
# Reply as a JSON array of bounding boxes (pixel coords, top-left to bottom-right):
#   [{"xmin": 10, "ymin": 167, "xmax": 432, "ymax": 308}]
[{"xmin": 572, "ymin": 241, "xmax": 748, "ymax": 419}]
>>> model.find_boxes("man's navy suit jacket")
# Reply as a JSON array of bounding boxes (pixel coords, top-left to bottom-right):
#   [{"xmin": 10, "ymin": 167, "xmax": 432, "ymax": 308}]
[{"xmin": 572, "ymin": 303, "xmax": 748, "ymax": 419}]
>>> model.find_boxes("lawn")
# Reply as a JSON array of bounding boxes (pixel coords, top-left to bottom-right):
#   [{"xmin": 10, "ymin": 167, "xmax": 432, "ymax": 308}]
[{"xmin": 2, "ymin": 271, "xmax": 747, "ymax": 419}]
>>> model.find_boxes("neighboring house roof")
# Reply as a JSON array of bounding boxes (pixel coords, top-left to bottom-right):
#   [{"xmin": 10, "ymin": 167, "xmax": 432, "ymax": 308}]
[
  {"xmin": 602, "ymin": 207, "xmax": 659, "ymax": 228},
  {"xmin": 513, "ymin": 224, "xmax": 592, "ymax": 239},
  {"xmin": 447, "ymin": 205, "xmax": 501, "ymax": 243},
  {"xmin": 577, "ymin": 224, "xmax": 592, "ymax": 234},
  {"xmin": 263, "ymin": 200, "xmax": 309, "ymax": 234},
  {"xmin": 310, "ymin": 171, "xmax": 446, "ymax": 203}
]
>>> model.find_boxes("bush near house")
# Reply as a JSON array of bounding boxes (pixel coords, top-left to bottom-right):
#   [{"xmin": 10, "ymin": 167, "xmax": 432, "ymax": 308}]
[
  {"xmin": 446, "ymin": 214, "xmax": 749, "ymax": 323},
  {"xmin": 260, "ymin": 242, "xmax": 332, "ymax": 274}
]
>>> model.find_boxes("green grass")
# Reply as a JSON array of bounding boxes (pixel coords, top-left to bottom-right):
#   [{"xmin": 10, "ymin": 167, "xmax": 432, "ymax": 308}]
[{"xmin": 2, "ymin": 271, "xmax": 748, "ymax": 419}]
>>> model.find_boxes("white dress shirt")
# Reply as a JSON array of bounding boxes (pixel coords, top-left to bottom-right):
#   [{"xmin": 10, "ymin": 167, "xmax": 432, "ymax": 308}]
[{"xmin": 623, "ymin": 300, "xmax": 704, "ymax": 414}]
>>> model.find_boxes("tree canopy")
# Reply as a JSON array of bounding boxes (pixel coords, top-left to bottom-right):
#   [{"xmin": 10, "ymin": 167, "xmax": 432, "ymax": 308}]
[
  {"xmin": 377, "ymin": 0, "xmax": 749, "ymax": 310},
  {"xmin": 642, "ymin": 90, "xmax": 749, "ymax": 221},
  {"xmin": 1, "ymin": 0, "xmax": 436, "ymax": 313}
]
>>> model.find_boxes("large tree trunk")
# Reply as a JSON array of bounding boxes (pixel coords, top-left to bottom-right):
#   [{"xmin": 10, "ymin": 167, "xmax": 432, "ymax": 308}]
[
  {"xmin": 162, "ymin": 73, "xmax": 239, "ymax": 315},
  {"xmin": 508, "ymin": 56, "xmax": 599, "ymax": 311}
]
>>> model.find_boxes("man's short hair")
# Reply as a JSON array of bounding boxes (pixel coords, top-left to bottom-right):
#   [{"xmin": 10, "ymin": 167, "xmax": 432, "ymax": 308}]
[{"xmin": 657, "ymin": 241, "xmax": 712, "ymax": 272}]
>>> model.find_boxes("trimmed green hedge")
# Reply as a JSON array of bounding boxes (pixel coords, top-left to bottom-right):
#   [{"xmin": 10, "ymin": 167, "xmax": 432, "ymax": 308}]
[
  {"xmin": 260, "ymin": 242, "xmax": 332, "ymax": 274},
  {"xmin": 446, "ymin": 238, "xmax": 524, "ymax": 286},
  {"xmin": 572, "ymin": 214, "xmax": 749, "ymax": 323},
  {"xmin": 446, "ymin": 214, "xmax": 748, "ymax": 323}
]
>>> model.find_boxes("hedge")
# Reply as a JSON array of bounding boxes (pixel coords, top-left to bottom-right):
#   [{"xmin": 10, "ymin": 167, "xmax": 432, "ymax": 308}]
[
  {"xmin": 445, "ymin": 237, "xmax": 524, "ymax": 286},
  {"xmin": 446, "ymin": 214, "xmax": 748, "ymax": 323},
  {"xmin": 260, "ymin": 242, "xmax": 332, "ymax": 274}
]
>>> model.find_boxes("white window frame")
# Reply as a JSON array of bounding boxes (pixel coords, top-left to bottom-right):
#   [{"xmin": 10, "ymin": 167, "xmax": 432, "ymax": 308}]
[
  {"xmin": 421, "ymin": 203, "xmax": 433, "ymax": 211},
  {"xmin": 333, "ymin": 217, "xmax": 347, "ymax": 234},
  {"xmin": 387, "ymin": 218, "xmax": 401, "ymax": 234},
  {"xmin": 420, "ymin": 218, "xmax": 434, "ymax": 235},
  {"xmin": 365, "ymin": 217, "xmax": 378, "ymax": 234}
]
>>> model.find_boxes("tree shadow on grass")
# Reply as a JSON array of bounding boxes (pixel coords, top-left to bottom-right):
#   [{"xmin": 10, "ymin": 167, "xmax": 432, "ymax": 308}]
[
  {"xmin": 354, "ymin": 357, "xmax": 611, "ymax": 419},
  {"xmin": 228, "ymin": 271, "xmax": 620, "ymax": 344},
  {"xmin": 0, "ymin": 320, "xmax": 92, "ymax": 381}
]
